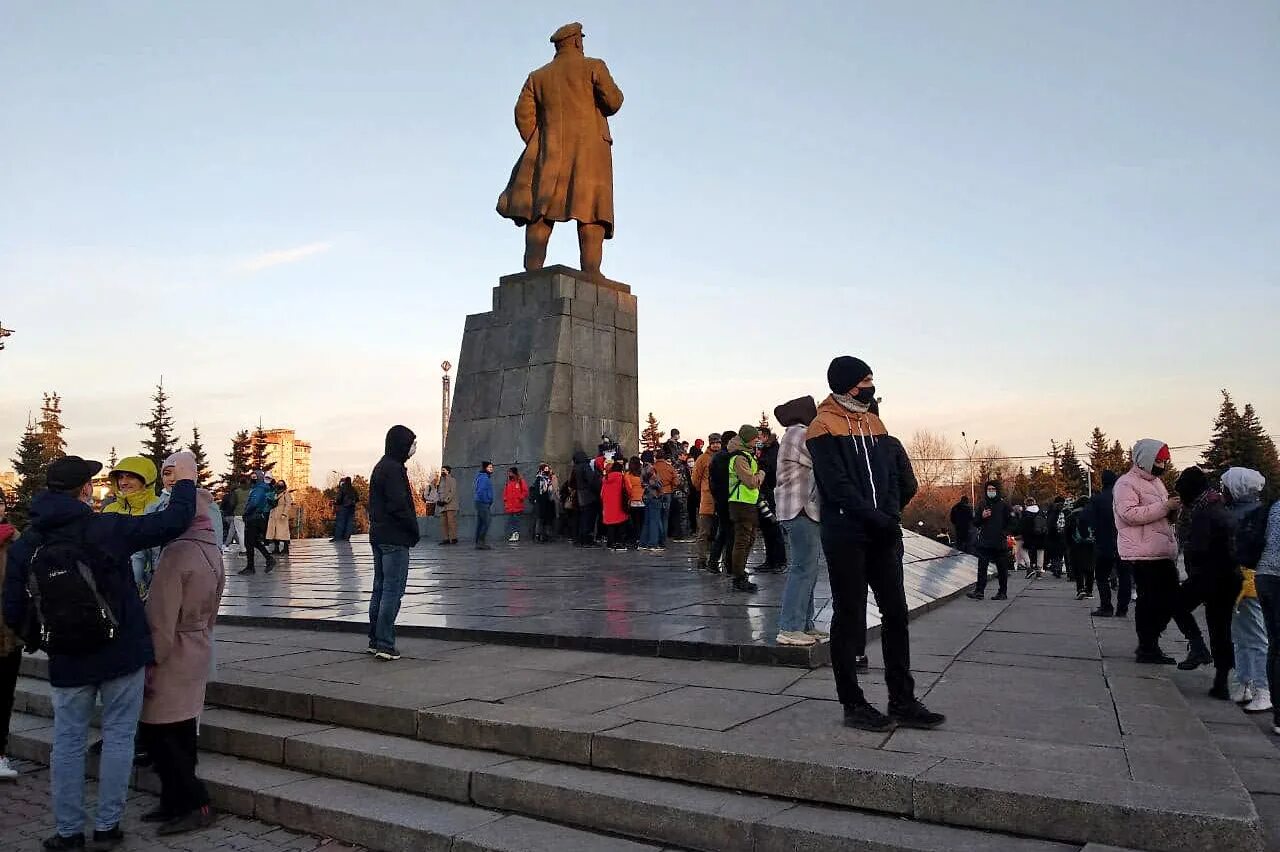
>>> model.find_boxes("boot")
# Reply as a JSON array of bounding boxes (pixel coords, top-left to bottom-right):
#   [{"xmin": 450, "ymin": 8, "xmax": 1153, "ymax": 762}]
[
  {"xmin": 1135, "ymin": 646, "xmax": 1176, "ymax": 665},
  {"xmin": 1209, "ymin": 669, "xmax": 1231, "ymax": 700},
  {"xmin": 1178, "ymin": 640, "xmax": 1213, "ymax": 671}
]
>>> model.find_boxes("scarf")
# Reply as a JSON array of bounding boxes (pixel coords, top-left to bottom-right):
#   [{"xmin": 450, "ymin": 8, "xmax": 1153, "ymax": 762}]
[
  {"xmin": 1177, "ymin": 487, "xmax": 1222, "ymax": 547},
  {"xmin": 833, "ymin": 392, "xmax": 870, "ymax": 414}
]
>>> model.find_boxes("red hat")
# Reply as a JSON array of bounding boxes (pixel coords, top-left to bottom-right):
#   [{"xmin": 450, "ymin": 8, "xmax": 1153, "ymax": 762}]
[
  {"xmin": 1156, "ymin": 445, "xmax": 1172, "ymax": 464},
  {"xmin": 694, "ymin": 439, "xmax": 704, "ymax": 447}
]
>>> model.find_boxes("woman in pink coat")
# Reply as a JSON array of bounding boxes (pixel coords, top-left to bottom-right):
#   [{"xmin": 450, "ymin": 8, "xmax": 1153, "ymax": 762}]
[
  {"xmin": 1114, "ymin": 439, "xmax": 1189, "ymax": 665},
  {"xmin": 140, "ymin": 465, "xmax": 225, "ymax": 836}
]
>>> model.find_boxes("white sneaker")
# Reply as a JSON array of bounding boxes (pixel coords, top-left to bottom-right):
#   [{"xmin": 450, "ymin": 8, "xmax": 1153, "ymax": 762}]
[
  {"xmin": 508, "ymin": 532, "xmax": 520, "ymax": 542},
  {"xmin": 0, "ymin": 756, "xmax": 18, "ymax": 780},
  {"xmin": 1245, "ymin": 689, "xmax": 1273, "ymax": 714},
  {"xmin": 805, "ymin": 629, "xmax": 831, "ymax": 642},
  {"xmin": 776, "ymin": 631, "xmax": 818, "ymax": 647},
  {"xmin": 1231, "ymin": 680, "xmax": 1251, "ymax": 704}
]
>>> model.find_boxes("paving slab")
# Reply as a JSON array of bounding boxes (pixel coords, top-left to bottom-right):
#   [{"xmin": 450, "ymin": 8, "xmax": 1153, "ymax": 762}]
[
  {"xmin": 606, "ymin": 685, "xmax": 802, "ymax": 731},
  {"xmin": 453, "ymin": 814, "xmax": 665, "ymax": 852}
]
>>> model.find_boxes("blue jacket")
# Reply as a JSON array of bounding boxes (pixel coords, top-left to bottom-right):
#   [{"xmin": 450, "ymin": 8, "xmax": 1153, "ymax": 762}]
[
  {"xmin": 244, "ymin": 481, "xmax": 276, "ymax": 520},
  {"xmin": 474, "ymin": 472, "xmax": 494, "ymax": 506},
  {"xmin": 3, "ymin": 481, "xmax": 197, "ymax": 688}
]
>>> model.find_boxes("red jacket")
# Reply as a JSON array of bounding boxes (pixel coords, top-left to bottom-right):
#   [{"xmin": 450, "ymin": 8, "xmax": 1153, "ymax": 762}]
[
  {"xmin": 600, "ymin": 472, "xmax": 628, "ymax": 525},
  {"xmin": 503, "ymin": 477, "xmax": 530, "ymax": 514}
]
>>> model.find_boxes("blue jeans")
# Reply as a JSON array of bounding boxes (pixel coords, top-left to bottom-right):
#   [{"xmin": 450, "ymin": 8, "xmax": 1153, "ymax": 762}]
[
  {"xmin": 657, "ymin": 494, "xmax": 672, "ymax": 545},
  {"xmin": 779, "ymin": 516, "xmax": 821, "ymax": 632},
  {"xmin": 475, "ymin": 503, "xmax": 492, "ymax": 544},
  {"xmin": 640, "ymin": 497, "xmax": 663, "ymax": 547},
  {"xmin": 368, "ymin": 544, "xmax": 410, "ymax": 652},
  {"xmin": 1234, "ymin": 595, "xmax": 1269, "ymax": 690},
  {"xmin": 50, "ymin": 666, "xmax": 146, "ymax": 836},
  {"xmin": 333, "ymin": 505, "xmax": 355, "ymax": 540}
]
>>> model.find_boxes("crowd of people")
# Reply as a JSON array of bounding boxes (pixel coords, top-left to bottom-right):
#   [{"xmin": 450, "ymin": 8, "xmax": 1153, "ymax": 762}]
[
  {"xmin": 1, "ymin": 451, "xmax": 222, "ymax": 848},
  {"xmin": 955, "ymin": 443, "xmax": 1280, "ymax": 722}
]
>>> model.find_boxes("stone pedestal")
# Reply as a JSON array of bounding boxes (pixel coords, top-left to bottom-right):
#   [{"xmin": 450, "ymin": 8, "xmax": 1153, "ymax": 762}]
[{"xmin": 435, "ymin": 265, "xmax": 638, "ymax": 536}]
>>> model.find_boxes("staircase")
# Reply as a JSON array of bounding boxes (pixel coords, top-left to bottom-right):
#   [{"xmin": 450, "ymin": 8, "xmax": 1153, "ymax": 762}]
[{"xmin": 9, "ymin": 650, "xmax": 1264, "ymax": 852}]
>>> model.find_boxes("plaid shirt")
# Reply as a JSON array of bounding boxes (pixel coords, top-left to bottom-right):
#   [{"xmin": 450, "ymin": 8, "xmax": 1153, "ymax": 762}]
[{"xmin": 775, "ymin": 424, "xmax": 820, "ymax": 522}]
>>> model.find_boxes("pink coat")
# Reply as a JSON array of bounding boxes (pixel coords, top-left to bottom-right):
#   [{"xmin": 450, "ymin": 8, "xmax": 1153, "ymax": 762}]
[
  {"xmin": 1113, "ymin": 466, "xmax": 1177, "ymax": 561},
  {"xmin": 142, "ymin": 526, "xmax": 225, "ymax": 724}
]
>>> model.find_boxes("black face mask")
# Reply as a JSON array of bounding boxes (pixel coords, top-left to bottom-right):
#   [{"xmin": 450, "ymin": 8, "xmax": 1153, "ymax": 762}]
[
  {"xmin": 854, "ymin": 385, "xmax": 876, "ymax": 405},
  {"xmin": 1150, "ymin": 465, "xmax": 1167, "ymax": 478}
]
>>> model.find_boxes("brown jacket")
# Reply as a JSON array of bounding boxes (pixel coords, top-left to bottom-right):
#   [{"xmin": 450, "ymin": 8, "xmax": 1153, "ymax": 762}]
[
  {"xmin": 496, "ymin": 49, "xmax": 624, "ymax": 236},
  {"xmin": 142, "ymin": 525, "xmax": 225, "ymax": 724},
  {"xmin": 437, "ymin": 475, "xmax": 458, "ymax": 511},
  {"xmin": 692, "ymin": 453, "xmax": 716, "ymax": 515},
  {"xmin": 653, "ymin": 460, "xmax": 678, "ymax": 495}
]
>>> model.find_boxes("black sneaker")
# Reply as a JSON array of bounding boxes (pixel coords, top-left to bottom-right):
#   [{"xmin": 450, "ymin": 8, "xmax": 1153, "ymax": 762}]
[
  {"xmin": 42, "ymin": 834, "xmax": 84, "ymax": 851},
  {"xmin": 1091, "ymin": 607, "xmax": 1114, "ymax": 618},
  {"xmin": 889, "ymin": 699, "xmax": 946, "ymax": 730},
  {"xmin": 1114, "ymin": 608, "xmax": 1128, "ymax": 617},
  {"xmin": 992, "ymin": 592, "xmax": 1008, "ymax": 601},
  {"xmin": 375, "ymin": 648, "xmax": 402, "ymax": 661},
  {"xmin": 731, "ymin": 577, "xmax": 759, "ymax": 593},
  {"xmin": 1178, "ymin": 645, "xmax": 1213, "ymax": 671},
  {"xmin": 843, "ymin": 703, "xmax": 895, "ymax": 732},
  {"xmin": 854, "ymin": 655, "xmax": 870, "ymax": 671},
  {"xmin": 1135, "ymin": 648, "xmax": 1176, "ymax": 665},
  {"xmin": 237, "ymin": 567, "xmax": 255, "ymax": 576},
  {"xmin": 157, "ymin": 806, "xmax": 215, "ymax": 836},
  {"xmin": 91, "ymin": 825, "xmax": 125, "ymax": 850},
  {"xmin": 141, "ymin": 807, "xmax": 173, "ymax": 823},
  {"xmin": 1209, "ymin": 684, "xmax": 1231, "ymax": 701},
  {"xmin": 965, "ymin": 591, "xmax": 984, "ymax": 600},
  {"xmin": 264, "ymin": 557, "xmax": 276, "ymax": 574}
]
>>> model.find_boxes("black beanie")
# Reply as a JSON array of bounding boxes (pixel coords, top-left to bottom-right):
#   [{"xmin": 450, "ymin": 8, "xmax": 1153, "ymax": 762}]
[
  {"xmin": 827, "ymin": 356, "xmax": 872, "ymax": 394},
  {"xmin": 1175, "ymin": 466, "xmax": 1208, "ymax": 502}
]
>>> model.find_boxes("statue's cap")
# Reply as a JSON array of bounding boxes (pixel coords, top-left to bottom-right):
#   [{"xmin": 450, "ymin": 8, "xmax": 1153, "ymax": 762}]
[{"xmin": 550, "ymin": 22, "xmax": 583, "ymax": 43}]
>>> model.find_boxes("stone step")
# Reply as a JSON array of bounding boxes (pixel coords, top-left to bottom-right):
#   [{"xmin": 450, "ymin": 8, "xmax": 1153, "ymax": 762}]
[
  {"xmin": 7, "ymin": 708, "xmax": 1079, "ymax": 852},
  {"xmin": 5, "ymin": 711, "xmax": 671, "ymax": 852},
  {"xmin": 14, "ymin": 669, "xmax": 1265, "ymax": 852}
]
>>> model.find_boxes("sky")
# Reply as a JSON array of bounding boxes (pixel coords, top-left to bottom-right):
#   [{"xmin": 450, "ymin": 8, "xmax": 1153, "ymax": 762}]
[{"xmin": 3, "ymin": 1, "xmax": 1278, "ymax": 484}]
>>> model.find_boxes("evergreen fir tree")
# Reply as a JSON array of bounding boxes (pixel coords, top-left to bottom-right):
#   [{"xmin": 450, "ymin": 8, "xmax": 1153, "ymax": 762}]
[
  {"xmin": 1059, "ymin": 440, "xmax": 1087, "ymax": 496},
  {"xmin": 108, "ymin": 446, "xmax": 119, "ymax": 470},
  {"xmin": 37, "ymin": 392, "xmax": 68, "ymax": 461},
  {"xmin": 1108, "ymin": 440, "xmax": 1128, "ymax": 473},
  {"xmin": 641, "ymin": 413, "xmax": 664, "ymax": 452},
  {"xmin": 188, "ymin": 425, "xmax": 214, "ymax": 489},
  {"xmin": 138, "ymin": 378, "xmax": 178, "ymax": 485},
  {"xmin": 1201, "ymin": 390, "xmax": 1243, "ymax": 478},
  {"xmin": 1085, "ymin": 428, "xmax": 1111, "ymax": 491},
  {"xmin": 758, "ymin": 411, "xmax": 771, "ymax": 433},
  {"xmin": 249, "ymin": 422, "xmax": 276, "ymax": 475},
  {"xmin": 223, "ymin": 429, "xmax": 252, "ymax": 490},
  {"xmin": 1236, "ymin": 404, "xmax": 1280, "ymax": 493},
  {"xmin": 10, "ymin": 415, "xmax": 45, "ymax": 526}
]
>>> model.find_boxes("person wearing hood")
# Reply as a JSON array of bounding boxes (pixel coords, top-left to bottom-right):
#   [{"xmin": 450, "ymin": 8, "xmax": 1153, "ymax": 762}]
[
  {"xmin": 1088, "ymin": 470, "xmax": 1127, "ymax": 617},
  {"xmin": 473, "ymin": 461, "xmax": 495, "ymax": 549},
  {"xmin": 266, "ymin": 480, "xmax": 294, "ymax": 555},
  {"xmin": 436, "ymin": 467, "xmax": 459, "ymax": 545},
  {"xmin": 1068, "ymin": 497, "xmax": 1096, "ymax": 601},
  {"xmin": 237, "ymin": 471, "xmax": 277, "ymax": 576},
  {"xmin": 571, "ymin": 450, "xmax": 601, "ymax": 546},
  {"xmin": 807, "ymin": 356, "xmax": 942, "ymax": 732},
  {"xmin": 1019, "ymin": 496, "xmax": 1048, "ymax": 579},
  {"xmin": 4, "ymin": 453, "xmax": 198, "ymax": 851},
  {"xmin": 1173, "ymin": 466, "xmax": 1243, "ymax": 698},
  {"xmin": 725, "ymin": 425, "xmax": 766, "ymax": 593},
  {"xmin": 503, "ymin": 467, "xmax": 530, "ymax": 542},
  {"xmin": 367, "ymin": 425, "xmax": 421, "ymax": 661},
  {"xmin": 331, "ymin": 477, "xmax": 358, "ymax": 542},
  {"xmin": 1218, "ymin": 465, "xmax": 1269, "ymax": 711},
  {"xmin": 532, "ymin": 463, "xmax": 559, "ymax": 543},
  {"xmin": 1222, "ymin": 467, "xmax": 1271, "ymax": 711},
  {"xmin": 0, "ymin": 499, "xmax": 20, "ymax": 782},
  {"xmin": 773, "ymin": 396, "xmax": 824, "ymax": 646},
  {"xmin": 949, "ymin": 496, "xmax": 974, "ymax": 554},
  {"xmin": 1046, "ymin": 495, "xmax": 1069, "ymax": 578},
  {"xmin": 103, "ymin": 456, "xmax": 163, "ymax": 596},
  {"xmin": 1115, "ymin": 439, "xmax": 1189, "ymax": 665},
  {"xmin": 968, "ymin": 480, "xmax": 1017, "ymax": 600},
  {"xmin": 139, "ymin": 459, "xmax": 225, "ymax": 835}
]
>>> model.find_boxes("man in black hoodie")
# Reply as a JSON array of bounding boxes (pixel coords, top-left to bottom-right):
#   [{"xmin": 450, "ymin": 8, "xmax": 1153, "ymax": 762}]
[
  {"xmin": 571, "ymin": 450, "xmax": 601, "ymax": 547},
  {"xmin": 367, "ymin": 425, "xmax": 420, "ymax": 661},
  {"xmin": 968, "ymin": 480, "xmax": 1016, "ymax": 600},
  {"xmin": 1087, "ymin": 470, "xmax": 1126, "ymax": 617}
]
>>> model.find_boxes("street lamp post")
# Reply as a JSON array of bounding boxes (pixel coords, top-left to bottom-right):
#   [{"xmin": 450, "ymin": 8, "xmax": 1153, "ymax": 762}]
[{"xmin": 961, "ymin": 431, "xmax": 980, "ymax": 505}]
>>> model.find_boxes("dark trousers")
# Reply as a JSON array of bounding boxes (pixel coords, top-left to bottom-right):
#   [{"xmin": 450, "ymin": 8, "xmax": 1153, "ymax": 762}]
[
  {"xmin": 1071, "ymin": 544, "xmax": 1096, "ymax": 595},
  {"xmin": 711, "ymin": 505, "xmax": 734, "ymax": 568},
  {"xmin": 1132, "ymin": 559, "xmax": 1199, "ymax": 651},
  {"xmin": 1046, "ymin": 537, "xmax": 1065, "ymax": 575},
  {"xmin": 760, "ymin": 510, "xmax": 787, "ymax": 567},
  {"xmin": 1025, "ymin": 544, "xmax": 1042, "ymax": 571},
  {"xmin": 822, "ymin": 526, "xmax": 915, "ymax": 708},
  {"xmin": 577, "ymin": 503, "xmax": 597, "ymax": 545},
  {"xmin": 954, "ymin": 527, "xmax": 972, "ymax": 554},
  {"xmin": 0, "ymin": 649, "xmax": 20, "ymax": 754},
  {"xmin": 976, "ymin": 547, "xmax": 1011, "ymax": 596},
  {"xmin": 1254, "ymin": 575, "xmax": 1280, "ymax": 724},
  {"xmin": 475, "ymin": 503, "xmax": 491, "ymax": 544},
  {"xmin": 141, "ymin": 719, "xmax": 208, "ymax": 816},
  {"xmin": 628, "ymin": 506, "xmax": 645, "ymax": 546},
  {"xmin": 1094, "ymin": 554, "xmax": 1131, "ymax": 612},
  {"xmin": 244, "ymin": 515, "xmax": 272, "ymax": 568},
  {"xmin": 606, "ymin": 522, "xmax": 627, "ymax": 548},
  {"xmin": 1178, "ymin": 574, "xmax": 1241, "ymax": 674},
  {"xmin": 333, "ymin": 505, "xmax": 355, "ymax": 540}
]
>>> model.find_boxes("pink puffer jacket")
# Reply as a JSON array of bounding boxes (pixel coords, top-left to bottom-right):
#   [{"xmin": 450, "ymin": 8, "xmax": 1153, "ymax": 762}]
[{"xmin": 1114, "ymin": 466, "xmax": 1177, "ymax": 561}]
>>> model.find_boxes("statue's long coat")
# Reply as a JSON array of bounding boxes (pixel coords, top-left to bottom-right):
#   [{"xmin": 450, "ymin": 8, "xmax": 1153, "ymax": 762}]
[{"xmin": 496, "ymin": 51, "xmax": 623, "ymax": 238}]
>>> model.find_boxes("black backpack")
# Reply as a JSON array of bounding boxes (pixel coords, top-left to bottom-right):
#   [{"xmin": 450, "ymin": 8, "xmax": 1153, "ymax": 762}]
[
  {"xmin": 1032, "ymin": 511, "xmax": 1049, "ymax": 536},
  {"xmin": 23, "ymin": 524, "xmax": 122, "ymax": 656}
]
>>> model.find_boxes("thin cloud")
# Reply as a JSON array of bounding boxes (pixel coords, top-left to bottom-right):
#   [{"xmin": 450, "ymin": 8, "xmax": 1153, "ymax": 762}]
[{"xmin": 237, "ymin": 241, "xmax": 332, "ymax": 272}]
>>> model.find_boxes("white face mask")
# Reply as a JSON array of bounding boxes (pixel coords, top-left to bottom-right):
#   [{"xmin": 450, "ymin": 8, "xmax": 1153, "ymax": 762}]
[
  {"xmin": 407, "ymin": 440, "xmax": 417, "ymax": 460},
  {"xmin": 1027, "ymin": 505, "xmax": 1040, "ymax": 514},
  {"xmin": 986, "ymin": 490, "xmax": 997, "ymax": 500}
]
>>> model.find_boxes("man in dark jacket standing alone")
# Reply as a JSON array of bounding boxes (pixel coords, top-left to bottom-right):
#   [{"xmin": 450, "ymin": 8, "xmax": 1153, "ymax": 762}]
[
  {"xmin": 950, "ymin": 496, "xmax": 973, "ymax": 553},
  {"xmin": 807, "ymin": 356, "xmax": 944, "ymax": 733},
  {"xmin": 368, "ymin": 425, "xmax": 421, "ymax": 661},
  {"xmin": 968, "ymin": 481, "xmax": 1017, "ymax": 600},
  {"xmin": 1088, "ymin": 470, "xmax": 1126, "ymax": 617},
  {"xmin": 5, "ymin": 453, "xmax": 198, "ymax": 850}
]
